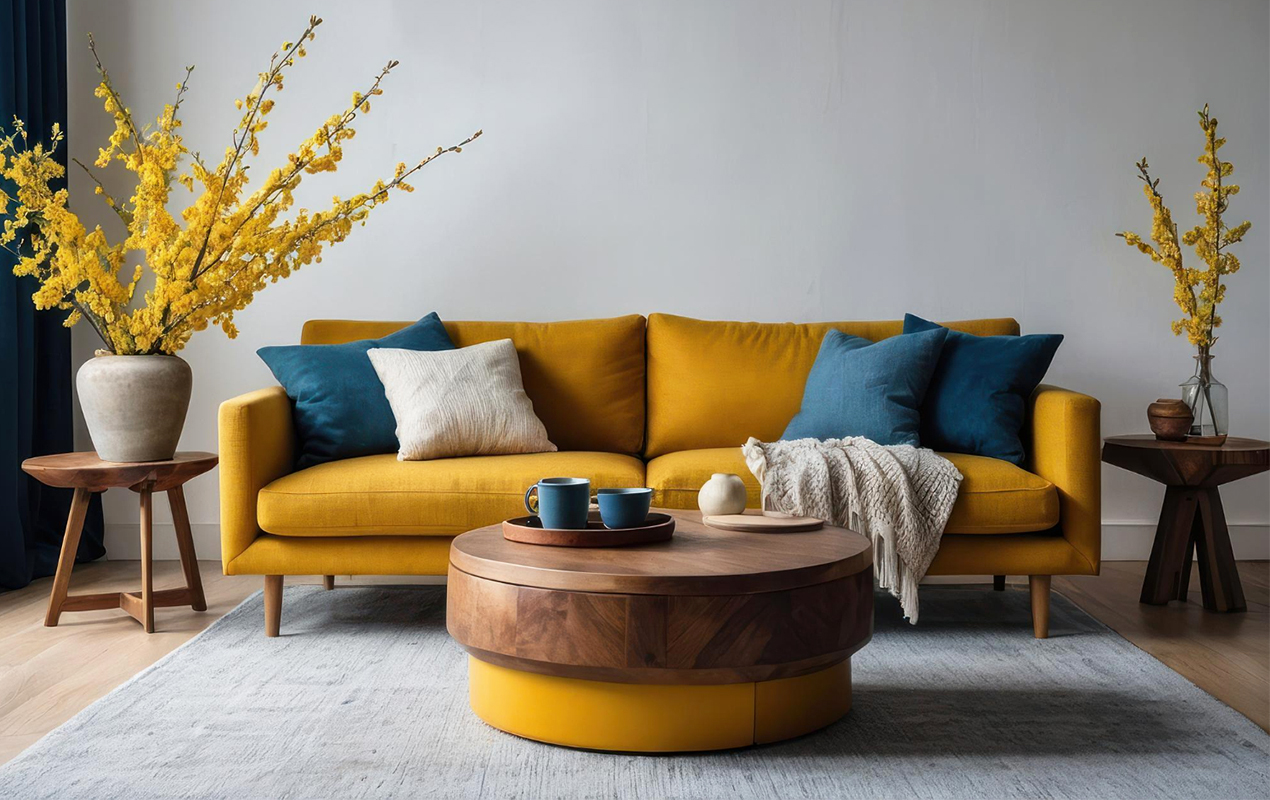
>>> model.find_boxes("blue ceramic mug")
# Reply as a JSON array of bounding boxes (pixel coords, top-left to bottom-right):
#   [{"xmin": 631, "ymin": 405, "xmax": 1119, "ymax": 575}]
[
  {"xmin": 594, "ymin": 487, "xmax": 653, "ymax": 529},
  {"xmin": 524, "ymin": 477, "xmax": 591, "ymax": 530}
]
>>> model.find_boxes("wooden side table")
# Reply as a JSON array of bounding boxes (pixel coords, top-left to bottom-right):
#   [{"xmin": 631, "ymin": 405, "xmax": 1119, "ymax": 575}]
[
  {"xmin": 1102, "ymin": 435, "xmax": 1269, "ymax": 613},
  {"xmin": 21, "ymin": 451, "xmax": 218, "ymax": 632}
]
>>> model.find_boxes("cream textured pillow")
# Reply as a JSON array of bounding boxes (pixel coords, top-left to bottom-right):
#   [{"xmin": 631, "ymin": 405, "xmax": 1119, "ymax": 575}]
[{"xmin": 367, "ymin": 339, "xmax": 556, "ymax": 460}]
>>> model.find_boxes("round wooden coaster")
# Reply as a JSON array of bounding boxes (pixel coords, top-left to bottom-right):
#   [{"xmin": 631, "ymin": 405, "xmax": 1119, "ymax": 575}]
[{"xmin": 702, "ymin": 513, "xmax": 824, "ymax": 533}]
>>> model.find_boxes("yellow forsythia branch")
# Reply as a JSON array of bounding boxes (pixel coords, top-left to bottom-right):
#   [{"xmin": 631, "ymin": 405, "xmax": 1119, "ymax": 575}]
[
  {"xmin": 1116, "ymin": 106, "xmax": 1250, "ymax": 349},
  {"xmin": 0, "ymin": 15, "xmax": 480, "ymax": 354}
]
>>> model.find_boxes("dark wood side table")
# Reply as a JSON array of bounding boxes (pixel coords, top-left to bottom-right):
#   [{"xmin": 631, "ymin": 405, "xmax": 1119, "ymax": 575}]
[
  {"xmin": 21, "ymin": 451, "xmax": 218, "ymax": 632},
  {"xmin": 1102, "ymin": 435, "xmax": 1269, "ymax": 613}
]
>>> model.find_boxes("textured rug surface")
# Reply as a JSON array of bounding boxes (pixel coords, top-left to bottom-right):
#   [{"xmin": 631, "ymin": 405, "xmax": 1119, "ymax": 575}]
[{"xmin": 2, "ymin": 585, "xmax": 1267, "ymax": 799}]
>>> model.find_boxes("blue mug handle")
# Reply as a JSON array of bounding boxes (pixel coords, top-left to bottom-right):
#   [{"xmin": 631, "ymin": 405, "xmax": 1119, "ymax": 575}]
[{"xmin": 524, "ymin": 484, "xmax": 539, "ymax": 515}]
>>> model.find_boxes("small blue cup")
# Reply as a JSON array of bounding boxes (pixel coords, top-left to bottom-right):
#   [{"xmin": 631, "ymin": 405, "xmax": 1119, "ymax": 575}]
[
  {"xmin": 525, "ymin": 477, "xmax": 591, "ymax": 530},
  {"xmin": 594, "ymin": 487, "xmax": 653, "ymax": 529}
]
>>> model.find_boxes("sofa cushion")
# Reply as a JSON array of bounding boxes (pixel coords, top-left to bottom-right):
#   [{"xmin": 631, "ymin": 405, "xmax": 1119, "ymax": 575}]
[
  {"xmin": 904, "ymin": 314, "xmax": 1063, "ymax": 466},
  {"xmin": 645, "ymin": 314, "xmax": 1020, "ymax": 458},
  {"xmin": 645, "ymin": 448, "xmax": 1058, "ymax": 535},
  {"xmin": 646, "ymin": 448, "xmax": 764, "ymax": 511},
  {"xmin": 258, "ymin": 452, "xmax": 645, "ymax": 537},
  {"xmin": 782, "ymin": 327, "xmax": 948, "ymax": 446},
  {"xmin": 369, "ymin": 341, "xmax": 556, "ymax": 460},
  {"xmin": 301, "ymin": 316, "xmax": 646, "ymax": 455},
  {"xmin": 259, "ymin": 313, "xmax": 455, "ymax": 468}
]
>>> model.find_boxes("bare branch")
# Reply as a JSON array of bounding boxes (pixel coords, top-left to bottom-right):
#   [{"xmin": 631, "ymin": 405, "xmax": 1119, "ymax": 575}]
[
  {"xmin": 72, "ymin": 157, "xmax": 132, "ymax": 225},
  {"xmin": 87, "ymin": 33, "xmax": 145, "ymax": 155}
]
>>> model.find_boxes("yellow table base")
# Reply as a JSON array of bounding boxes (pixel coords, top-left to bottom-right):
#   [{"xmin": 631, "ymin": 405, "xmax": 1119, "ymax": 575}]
[{"xmin": 467, "ymin": 656, "xmax": 852, "ymax": 752}]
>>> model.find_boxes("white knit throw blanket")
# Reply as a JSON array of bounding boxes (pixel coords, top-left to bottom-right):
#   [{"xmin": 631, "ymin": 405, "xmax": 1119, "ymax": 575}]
[{"xmin": 742, "ymin": 436, "xmax": 963, "ymax": 624}]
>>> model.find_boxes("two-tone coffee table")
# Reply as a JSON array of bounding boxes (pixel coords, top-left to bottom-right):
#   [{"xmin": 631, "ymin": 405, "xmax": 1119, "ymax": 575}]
[{"xmin": 447, "ymin": 508, "xmax": 873, "ymax": 752}]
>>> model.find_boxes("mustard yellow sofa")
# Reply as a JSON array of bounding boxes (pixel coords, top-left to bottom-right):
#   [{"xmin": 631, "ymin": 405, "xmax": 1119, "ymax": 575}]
[{"xmin": 220, "ymin": 314, "xmax": 1100, "ymax": 638}]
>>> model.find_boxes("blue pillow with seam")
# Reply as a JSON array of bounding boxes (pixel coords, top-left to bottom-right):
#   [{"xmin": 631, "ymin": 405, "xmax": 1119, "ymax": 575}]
[
  {"xmin": 903, "ymin": 314, "xmax": 1062, "ymax": 465},
  {"xmin": 782, "ymin": 327, "xmax": 948, "ymax": 447},
  {"xmin": 258, "ymin": 313, "xmax": 455, "ymax": 468}
]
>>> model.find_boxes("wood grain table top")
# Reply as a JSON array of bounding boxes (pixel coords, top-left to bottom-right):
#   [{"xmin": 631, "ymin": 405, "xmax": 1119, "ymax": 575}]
[
  {"xmin": 1102, "ymin": 435, "xmax": 1269, "ymax": 488},
  {"xmin": 1103, "ymin": 434, "xmax": 1269, "ymax": 453},
  {"xmin": 21, "ymin": 451, "xmax": 219, "ymax": 492},
  {"xmin": 450, "ymin": 508, "xmax": 871, "ymax": 596}
]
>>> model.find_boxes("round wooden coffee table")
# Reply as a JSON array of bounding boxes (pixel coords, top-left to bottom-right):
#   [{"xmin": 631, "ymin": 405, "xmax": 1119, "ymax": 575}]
[{"xmin": 446, "ymin": 509, "xmax": 873, "ymax": 752}]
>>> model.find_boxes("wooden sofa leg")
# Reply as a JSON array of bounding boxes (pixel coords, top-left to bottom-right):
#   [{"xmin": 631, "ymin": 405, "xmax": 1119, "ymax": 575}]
[
  {"xmin": 993, "ymin": 575, "xmax": 1006, "ymax": 592},
  {"xmin": 323, "ymin": 575, "xmax": 335, "ymax": 591},
  {"xmin": 1029, "ymin": 575, "xmax": 1051, "ymax": 639},
  {"xmin": 264, "ymin": 575, "xmax": 283, "ymax": 637}
]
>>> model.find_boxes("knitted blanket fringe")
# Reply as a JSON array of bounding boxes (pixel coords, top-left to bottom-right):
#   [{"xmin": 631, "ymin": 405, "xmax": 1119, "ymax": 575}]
[{"xmin": 742, "ymin": 437, "xmax": 963, "ymax": 623}]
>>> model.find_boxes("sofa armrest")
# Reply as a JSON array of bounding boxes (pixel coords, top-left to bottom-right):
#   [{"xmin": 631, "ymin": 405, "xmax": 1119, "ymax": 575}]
[
  {"xmin": 218, "ymin": 387, "xmax": 296, "ymax": 571},
  {"xmin": 1026, "ymin": 384, "xmax": 1101, "ymax": 574}
]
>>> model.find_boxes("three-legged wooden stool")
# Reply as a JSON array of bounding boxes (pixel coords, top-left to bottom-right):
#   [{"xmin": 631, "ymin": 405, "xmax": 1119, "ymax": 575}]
[{"xmin": 21, "ymin": 451, "xmax": 219, "ymax": 632}]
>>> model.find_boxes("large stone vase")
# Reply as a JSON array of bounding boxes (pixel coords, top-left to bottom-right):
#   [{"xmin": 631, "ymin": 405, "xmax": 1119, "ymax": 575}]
[{"xmin": 77, "ymin": 354, "xmax": 192, "ymax": 463}]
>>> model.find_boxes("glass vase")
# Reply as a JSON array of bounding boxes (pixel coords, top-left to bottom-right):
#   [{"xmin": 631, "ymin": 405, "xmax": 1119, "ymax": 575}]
[{"xmin": 1179, "ymin": 349, "xmax": 1228, "ymax": 437}]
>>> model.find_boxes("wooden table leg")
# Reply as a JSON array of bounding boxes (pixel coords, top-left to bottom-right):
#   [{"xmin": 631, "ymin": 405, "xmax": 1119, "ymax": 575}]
[
  {"xmin": 44, "ymin": 488, "xmax": 92, "ymax": 627},
  {"xmin": 168, "ymin": 486, "xmax": 207, "ymax": 612},
  {"xmin": 1177, "ymin": 532, "xmax": 1196, "ymax": 604},
  {"xmin": 139, "ymin": 488, "xmax": 155, "ymax": 633},
  {"xmin": 1194, "ymin": 488, "xmax": 1246, "ymax": 612},
  {"xmin": 1141, "ymin": 486, "xmax": 1246, "ymax": 612},
  {"xmin": 1140, "ymin": 487, "xmax": 1198, "ymax": 605}
]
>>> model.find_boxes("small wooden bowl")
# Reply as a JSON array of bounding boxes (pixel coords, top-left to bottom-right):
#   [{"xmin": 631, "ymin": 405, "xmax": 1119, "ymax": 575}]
[
  {"xmin": 1147, "ymin": 398, "xmax": 1193, "ymax": 442},
  {"xmin": 502, "ymin": 513, "xmax": 675, "ymax": 547}
]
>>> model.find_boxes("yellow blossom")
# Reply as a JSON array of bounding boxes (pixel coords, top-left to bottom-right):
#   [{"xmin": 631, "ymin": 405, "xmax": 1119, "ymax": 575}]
[
  {"xmin": 1, "ymin": 16, "xmax": 481, "ymax": 355},
  {"xmin": 1117, "ymin": 105, "xmax": 1251, "ymax": 349}
]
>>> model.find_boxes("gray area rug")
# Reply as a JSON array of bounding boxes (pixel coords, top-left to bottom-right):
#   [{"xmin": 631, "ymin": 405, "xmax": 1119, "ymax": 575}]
[{"xmin": 2, "ymin": 585, "xmax": 1267, "ymax": 799}]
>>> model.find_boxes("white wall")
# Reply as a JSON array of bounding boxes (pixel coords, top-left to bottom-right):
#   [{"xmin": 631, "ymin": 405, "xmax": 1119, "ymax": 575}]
[{"xmin": 63, "ymin": 0, "xmax": 1269, "ymax": 561}]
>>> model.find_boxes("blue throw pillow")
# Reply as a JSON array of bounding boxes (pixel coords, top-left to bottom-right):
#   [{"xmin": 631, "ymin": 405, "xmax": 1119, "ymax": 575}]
[
  {"xmin": 258, "ymin": 313, "xmax": 456, "ymax": 468},
  {"xmin": 782, "ymin": 327, "xmax": 948, "ymax": 447},
  {"xmin": 903, "ymin": 314, "xmax": 1062, "ymax": 466}
]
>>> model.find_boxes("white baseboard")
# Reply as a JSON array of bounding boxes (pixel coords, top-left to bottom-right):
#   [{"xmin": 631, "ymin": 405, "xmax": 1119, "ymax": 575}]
[
  {"xmin": 104, "ymin": 522, "xmax": 1269, "ymax": 562},
  {"xmin": 1100, "ymin": 522, "xmax": 1268, "ymax": 560}
]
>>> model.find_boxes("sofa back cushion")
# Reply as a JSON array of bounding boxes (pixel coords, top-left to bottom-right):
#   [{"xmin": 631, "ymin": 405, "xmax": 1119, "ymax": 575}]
[
  {"xmin": 644, "ymin": 314, "xmax": 1020, "ymax": 458},
  {"xmin": 302, "ymin": 316, "xmax": 646, "ymax": 454}
]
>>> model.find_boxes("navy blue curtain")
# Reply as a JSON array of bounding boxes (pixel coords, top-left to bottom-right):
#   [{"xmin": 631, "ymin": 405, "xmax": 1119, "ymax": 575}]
[{"xmin": 1, "ymin": 0, "xmax": 104, "ymax": 591}]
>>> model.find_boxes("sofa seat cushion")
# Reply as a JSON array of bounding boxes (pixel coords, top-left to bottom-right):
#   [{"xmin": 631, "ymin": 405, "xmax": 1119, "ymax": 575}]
[
  {"xmin": 258, "ymin": 452, "xmax": 646, "ymax": 537},
  {"xmin": 645, "ymin": 448, "xmax": 1058, "ymax": 535}
]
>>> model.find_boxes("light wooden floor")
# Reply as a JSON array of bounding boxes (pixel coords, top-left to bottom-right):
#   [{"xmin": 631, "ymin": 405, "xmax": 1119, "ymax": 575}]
[{"xmin": 0, "ymin": 560, "xmax": 1265, "ymax": 766}]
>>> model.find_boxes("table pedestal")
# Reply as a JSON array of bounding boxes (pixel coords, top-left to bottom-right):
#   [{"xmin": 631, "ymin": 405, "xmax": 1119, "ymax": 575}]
[
  {"xmin": 468, "ymin": 656, "xmax": 852, "ymax": 752},
  {"xmin": 1141, "ymin": 487, "xmax": 1244, "ymax": 612}
]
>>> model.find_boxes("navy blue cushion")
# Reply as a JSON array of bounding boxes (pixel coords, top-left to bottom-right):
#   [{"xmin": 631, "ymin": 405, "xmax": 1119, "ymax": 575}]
[
  {"xmin": 903, "ymin": 314, "xmax": 1062, "ymax": 465},
  {"xmin": 258, "ymin": 313, "xmax": 455, "ymax": 468},
  {"xmin": 782, "ymin": 327, "xmax": 948, "ymax": 447}
]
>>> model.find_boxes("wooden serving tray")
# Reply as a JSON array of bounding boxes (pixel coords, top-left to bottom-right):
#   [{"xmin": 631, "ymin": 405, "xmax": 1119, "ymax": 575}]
[
  {"xmin": 502, "ymin": 513, "xmax": 675, "ymax": 547},
  {"xmin": 703, "ymin": 512, "xmax": 824, "ymax": 533}
]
